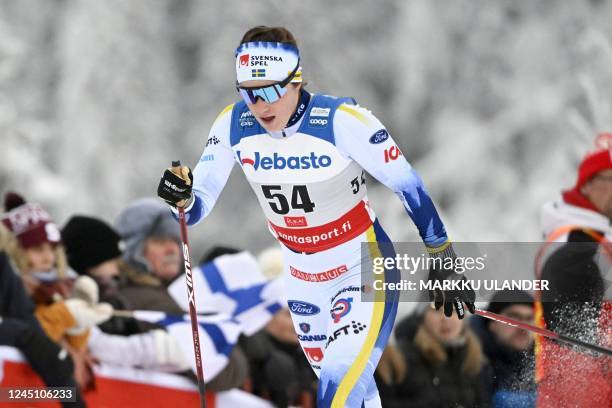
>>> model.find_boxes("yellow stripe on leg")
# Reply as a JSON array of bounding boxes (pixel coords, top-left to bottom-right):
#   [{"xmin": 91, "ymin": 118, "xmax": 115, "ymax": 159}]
[{"xmin": 331, "ymin": 227, "xmax": 385, "ymax": 408}]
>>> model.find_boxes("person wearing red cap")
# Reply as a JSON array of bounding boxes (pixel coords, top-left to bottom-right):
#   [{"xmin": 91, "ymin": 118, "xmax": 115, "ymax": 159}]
[
  {"xmin": 560, "ymin": 132, "xmax": 612, "ymax": 216},
  {"xmin": 536, "ymin": 133, "xmax": 612, "ymax": 407}
]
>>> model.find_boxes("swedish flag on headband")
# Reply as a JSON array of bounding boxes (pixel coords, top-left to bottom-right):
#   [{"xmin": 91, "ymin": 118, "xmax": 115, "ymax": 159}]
[{"xmin": 251, "ymin": 68, "xmax": 266, "ymax": 78}]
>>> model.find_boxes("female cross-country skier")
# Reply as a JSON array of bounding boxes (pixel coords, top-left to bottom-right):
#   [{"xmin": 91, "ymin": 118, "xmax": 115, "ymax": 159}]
[{"xmin": 157, "ymin": 25, "xmax": 475, "ymax": 408}]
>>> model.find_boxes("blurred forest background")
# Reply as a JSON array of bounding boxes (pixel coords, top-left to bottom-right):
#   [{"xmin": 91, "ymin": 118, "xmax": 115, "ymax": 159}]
[{"xmin": 2, "ymin": 0, "xmax": 612, "ymax": 260}]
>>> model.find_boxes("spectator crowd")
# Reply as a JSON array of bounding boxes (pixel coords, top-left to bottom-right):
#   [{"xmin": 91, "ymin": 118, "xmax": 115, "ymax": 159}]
[{"xmin": 1, "ymin": 134, "xmax": 611, "ymax": 407}]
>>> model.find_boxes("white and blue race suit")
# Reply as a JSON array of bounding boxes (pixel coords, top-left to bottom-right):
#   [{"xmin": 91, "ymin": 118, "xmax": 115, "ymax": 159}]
[{"xmin": 181, "ymin": 91, "xmax": 450, "ymax": 407}]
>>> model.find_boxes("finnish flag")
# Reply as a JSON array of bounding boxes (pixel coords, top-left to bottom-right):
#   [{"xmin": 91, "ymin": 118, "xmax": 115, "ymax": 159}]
[{"xmin": 167, "ymin": 251, "xmax": 285, "ymax": 335}]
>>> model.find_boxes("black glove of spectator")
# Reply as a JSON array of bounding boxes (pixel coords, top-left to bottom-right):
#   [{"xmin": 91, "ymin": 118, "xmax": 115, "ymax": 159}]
[
  {"xmin": 427, "ymin": 243, "xmax": 476, "ymax": 319},
  {"xmin": 157, "ymin": 165, "xmax": 193, "ymax": 208}
]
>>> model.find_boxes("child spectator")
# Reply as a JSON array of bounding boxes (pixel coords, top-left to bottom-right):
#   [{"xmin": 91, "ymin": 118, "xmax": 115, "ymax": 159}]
[
  {"xmin": 0, "ymin": 226, "xmax": 85, "ymax": 407},
  {"xmin": 1, "ymin": 192, "xmax": 112, "ymax": 350}
]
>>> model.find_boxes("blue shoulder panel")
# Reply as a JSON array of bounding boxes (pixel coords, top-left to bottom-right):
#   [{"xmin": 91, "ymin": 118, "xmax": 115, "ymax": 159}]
[
  {"xmin": 230, "ymin": 95, "xmax": 357, "ymax": 147},
  {"xmin": 229, "ymin": 100, "xmax": 266, "ymax": 147},
  {"xmin": 297, "ymin": 94, "xmax": 356, "ymax": 146}
]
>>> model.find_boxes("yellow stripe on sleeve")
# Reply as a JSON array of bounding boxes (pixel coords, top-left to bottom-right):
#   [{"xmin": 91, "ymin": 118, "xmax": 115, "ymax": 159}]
[
  {"xmin": 338, "ymin": 104, "xmax": 371, "ymax": 126},
  {"xmin": 214, "ymin": 103, "xmax": 234, "ymax": 123},
  {"xmin": 426, "ymin": 240, "xmax": 451, "ymax": 254}
]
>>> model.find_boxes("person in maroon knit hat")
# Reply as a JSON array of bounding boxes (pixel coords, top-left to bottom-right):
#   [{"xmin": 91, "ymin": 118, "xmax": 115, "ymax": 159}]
[
  {"xmin": 1, "ymin": 192, "xmax": 62, "ymax": 248},
  {"xmin": 536, "ymin": 133, "xmax": 612, "ymax": 407},
  {"xmin": 1, "ymin": 191, "xmax": 70, "ymax": 300}
]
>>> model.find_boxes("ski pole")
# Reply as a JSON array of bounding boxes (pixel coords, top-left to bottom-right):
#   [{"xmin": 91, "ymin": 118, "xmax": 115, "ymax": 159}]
[
  {"xmin": 474, "ymin": 308, "xmax": 612, "ymax": 356},
  {"xmin": 172, "ymin": 160, "xmax": 207, "ymax": 408}
]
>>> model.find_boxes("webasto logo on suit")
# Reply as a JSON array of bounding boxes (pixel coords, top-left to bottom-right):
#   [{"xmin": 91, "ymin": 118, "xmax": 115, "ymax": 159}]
[{"xmin": 237, "ymin": 151, "xmax": 332, "ymax": 170}]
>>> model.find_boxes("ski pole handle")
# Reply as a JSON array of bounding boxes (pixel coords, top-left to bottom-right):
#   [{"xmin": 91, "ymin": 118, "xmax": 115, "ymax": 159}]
[{"xmin": 171, "ymin": 160, "xmax": 190, "ymax": 208}]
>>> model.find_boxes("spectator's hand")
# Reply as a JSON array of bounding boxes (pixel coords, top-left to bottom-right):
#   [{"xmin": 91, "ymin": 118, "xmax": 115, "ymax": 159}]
[
  {"xmin": 72, "ymin": 275, "xmax": 99, "ymax": 304},
  {"xmin": 427, "ymin": 243, "xmax": 476, "ymax": 319},
  {"xmin": 65, "ymin": 299, "xmax": 113, "ymax": 335},
  {"xmin": 151, "ymin": 329, "xmax": 191, "ymax": 371},
  {"xmin": 66, "ymin": 345, "xmax": 95, "ymax": 391},
  {"xmin": 157, "ymin": 165, "xmax": 193, "ymax": 208}
]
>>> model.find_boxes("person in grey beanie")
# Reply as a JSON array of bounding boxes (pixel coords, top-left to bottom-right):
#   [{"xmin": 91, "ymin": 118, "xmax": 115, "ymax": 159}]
[
  {"xmin": 114, "ymin": 197, "xmax": 182, "ymax": 281},
  {"xmin": 114, "ymin": 198, "xmax": 249, "ymax": 392}
]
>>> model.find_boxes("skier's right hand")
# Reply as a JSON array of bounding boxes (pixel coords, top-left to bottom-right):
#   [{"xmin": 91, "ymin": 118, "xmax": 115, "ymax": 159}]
[{"xmin": 157, "ymin": 165, "xmax": 193, "ymax": 208}]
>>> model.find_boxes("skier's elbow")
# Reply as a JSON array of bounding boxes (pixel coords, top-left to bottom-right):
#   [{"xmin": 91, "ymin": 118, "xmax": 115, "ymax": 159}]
[{"xmin": 386, "ymin": 168, "xmax": 425, "ymax": 196}]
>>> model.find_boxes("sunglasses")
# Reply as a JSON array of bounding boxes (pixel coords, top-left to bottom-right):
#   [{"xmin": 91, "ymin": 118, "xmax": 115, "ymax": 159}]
[{"xmin": 236, "ymin": 61, "xmax": 300, "ymax": 105}]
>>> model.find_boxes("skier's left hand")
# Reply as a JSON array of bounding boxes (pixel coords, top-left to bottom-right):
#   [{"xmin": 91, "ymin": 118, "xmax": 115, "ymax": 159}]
[{"xmin": 427, "ymin": 243, "xmax": 476, "ymax": 319}]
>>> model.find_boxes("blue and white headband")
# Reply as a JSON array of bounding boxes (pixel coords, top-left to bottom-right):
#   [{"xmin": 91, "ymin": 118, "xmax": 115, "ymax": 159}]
[{"xmin": 235, "ymin": 41, "xmax": 302, "ymax": 84}]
